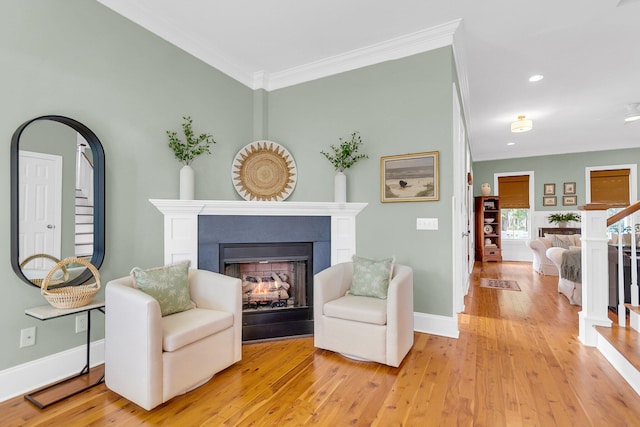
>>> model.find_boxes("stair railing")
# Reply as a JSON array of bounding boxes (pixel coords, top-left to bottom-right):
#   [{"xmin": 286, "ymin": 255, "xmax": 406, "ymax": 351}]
[
  {"xmin": 76, "ymin": 144, "xmax": 94, "ymax": 205},
  {"xmin": 607, "ymin": 201, "xmax": 640, "ymax": 326}
]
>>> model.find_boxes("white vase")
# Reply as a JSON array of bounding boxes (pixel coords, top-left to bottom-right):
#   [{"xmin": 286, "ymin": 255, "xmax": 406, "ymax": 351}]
[
  {"xmin": 334, "ymin": 171, "xmax": 347, "ymax": 203},
  {"xmin": 180, "ymin": 165, "xmax": 195, "ymax": 200},
  {"xmin": 481, "ymin": 182, "xmax": 491, "ymax": 196}
]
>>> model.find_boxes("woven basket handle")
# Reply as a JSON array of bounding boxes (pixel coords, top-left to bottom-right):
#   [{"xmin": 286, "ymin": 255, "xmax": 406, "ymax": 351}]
[
  {"xmin": 41, "ymin": 257, "xmax": 101, "ymax": 294},
  {"xmin": 20, "ymin": 253, "xmax": 70, "ymax": 286}
]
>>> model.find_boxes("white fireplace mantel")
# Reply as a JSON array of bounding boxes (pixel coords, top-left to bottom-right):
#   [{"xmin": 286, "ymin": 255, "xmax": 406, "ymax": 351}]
[{"xmin": 149, "ymin": 199, "xmax": 368, "ymax": 267}]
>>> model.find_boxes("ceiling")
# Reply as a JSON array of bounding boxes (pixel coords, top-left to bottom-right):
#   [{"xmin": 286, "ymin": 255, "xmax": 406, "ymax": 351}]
[{"xmin": 96, "ymin": 0, "xmax": 640, "ymax": 161}]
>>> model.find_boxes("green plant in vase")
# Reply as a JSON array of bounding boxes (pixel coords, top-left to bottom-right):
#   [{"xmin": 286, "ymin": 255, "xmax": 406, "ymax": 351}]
[
  {"xmin": 166, "ymin": 116, "xmax": 217, "ymax": 199},
  {"xmin": 321, "ymin": 131, "xmax": 368, "ymax": 203},
  {"xmin": 547, "ymin": 212, "xmax": 581, "ymax": 227}
]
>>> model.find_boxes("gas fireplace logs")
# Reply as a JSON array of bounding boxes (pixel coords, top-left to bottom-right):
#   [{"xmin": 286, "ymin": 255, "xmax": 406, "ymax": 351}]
[{"xmin": 242, "ymin": 273, "xmax": 292, "ymax": 309}]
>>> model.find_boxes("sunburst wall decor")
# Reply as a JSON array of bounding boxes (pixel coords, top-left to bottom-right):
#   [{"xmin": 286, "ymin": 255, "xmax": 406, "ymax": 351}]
[{"xmin": 232, "ymin": 141, "xmax": 297, "ymax": 201}]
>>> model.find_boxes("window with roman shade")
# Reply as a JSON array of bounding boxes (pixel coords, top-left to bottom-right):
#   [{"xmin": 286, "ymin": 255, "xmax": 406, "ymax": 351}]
[
  {"xmin": 498, "ymin": 175, "xmax": 530, "ymax": 208},
  {"xmin": 590, "ymin": 169, "xmax": 630, "ymax": 208}
]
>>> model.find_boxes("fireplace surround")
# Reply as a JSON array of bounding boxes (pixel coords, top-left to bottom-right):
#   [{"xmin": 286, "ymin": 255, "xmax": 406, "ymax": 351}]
[{"xmin": 150, "ymin": 199, "xmax": 367, "ymax": 341}]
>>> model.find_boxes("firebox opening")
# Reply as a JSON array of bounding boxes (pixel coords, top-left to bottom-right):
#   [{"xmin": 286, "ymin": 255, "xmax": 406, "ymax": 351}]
[
  {"xmin": 225, "ymin": 259, "xmax": 308, "ymax": 312},
  {"xmin": 219, "ymin": 242, "xmax": 314, "ymax": 341}
]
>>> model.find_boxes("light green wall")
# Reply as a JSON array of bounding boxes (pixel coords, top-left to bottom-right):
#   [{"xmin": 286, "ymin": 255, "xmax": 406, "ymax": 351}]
[
  {"xmin": 473, "ymin": 148, "xmax": 640, "ymax": 210},
  {"xmin": 0, "ymin": 0, "xmax": 253, "ymax": 370},
  {"xmin": 266, "ymin": 48, "xmax": 455, "ymax": 316},
  {"xmin": 0, "ymin": 0, "xmax": 458, "ymax": 372}
]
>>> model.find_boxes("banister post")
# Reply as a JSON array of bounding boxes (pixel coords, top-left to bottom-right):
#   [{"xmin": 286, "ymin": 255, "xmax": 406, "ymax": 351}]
[{"xmin": 578, "ymin": 204, "xmax": 612, "ymax": 346}]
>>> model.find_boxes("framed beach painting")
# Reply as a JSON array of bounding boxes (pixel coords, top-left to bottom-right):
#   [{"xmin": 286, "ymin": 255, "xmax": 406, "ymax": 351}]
[{"xmin": 380, "ymin": 151, "xmax": 439, "ymax": 202}]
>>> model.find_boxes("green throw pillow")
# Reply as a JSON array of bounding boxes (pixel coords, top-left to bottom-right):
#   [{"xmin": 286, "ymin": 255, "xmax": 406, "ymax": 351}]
[
  {"xmin": 131, "ymin": 260, "xmax": 193, "ymax": 316},
  {"xmin": 349, "ymin": 255, "xmax": 395, "ymax": 299}
]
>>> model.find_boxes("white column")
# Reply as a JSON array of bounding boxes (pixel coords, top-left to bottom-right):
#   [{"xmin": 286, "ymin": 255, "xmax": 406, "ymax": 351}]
[
  {"xmin": 578, "ymin": 205, "xmax": 612, "ymax": 346},
  {"xmin": 331, "ymin": 215, "xmax": 356, "ymax": 264}
]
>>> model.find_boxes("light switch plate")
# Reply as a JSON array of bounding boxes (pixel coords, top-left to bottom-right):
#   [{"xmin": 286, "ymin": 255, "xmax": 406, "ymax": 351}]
[{"xmin": 417, "ymin": 218, "xmax": 438, "ymax": 230}]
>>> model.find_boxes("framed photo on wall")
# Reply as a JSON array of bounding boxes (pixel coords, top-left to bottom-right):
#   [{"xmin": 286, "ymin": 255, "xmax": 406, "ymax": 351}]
[
  {"xmin": 544, "ymin": 183, "xmax": 555, "ymax": 195},
  {"xmin": 564, "ymin": 182, "xmax": 576, "ymax": 194},
  {"xmin": 563, "ymin": 195, "xmax": 577, "ymax": 206},
  {"xmin": 543, "ymin": 196, "xmax": 557, "ymax": 206},
  {"xmin": 380, "ymin": 151, "xmax": 439, "ymax": 202}
]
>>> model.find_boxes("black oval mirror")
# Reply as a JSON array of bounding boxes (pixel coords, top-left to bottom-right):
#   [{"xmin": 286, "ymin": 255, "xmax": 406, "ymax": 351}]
[{"xmin": 10, "ymin": 115, "xmax": 105, "ymax": 288}]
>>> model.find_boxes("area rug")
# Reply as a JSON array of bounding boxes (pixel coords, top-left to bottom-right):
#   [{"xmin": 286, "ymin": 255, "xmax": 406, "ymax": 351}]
[{"xmin": 480, "ymin": 278, "xmax": 521, "ymax": 291}]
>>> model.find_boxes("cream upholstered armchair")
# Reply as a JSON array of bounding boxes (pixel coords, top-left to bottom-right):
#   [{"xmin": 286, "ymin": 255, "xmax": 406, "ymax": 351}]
[
  {"xmin": 105, "ymin": 265, "xmax": 242, "ymax": 410},
  {"xmin": 525, "ymin": 237, "xmax": 558, "ymax": 275},
  {"xmin": 313, "ymin": 260, "xmax": 414, "ymax": 367}
]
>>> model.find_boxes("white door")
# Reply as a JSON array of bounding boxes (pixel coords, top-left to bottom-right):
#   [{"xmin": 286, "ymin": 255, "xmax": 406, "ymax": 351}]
[
  {"xmin": 452, "ymin": 84, "xmax": 470, "ymax": 314},
  {"xmin": 19, "ymin": 150, "xmax": 63, "ymax": 269},
  {"xmin": 466, "ymin": 145, "xmax": 474, "ymax": 278}
]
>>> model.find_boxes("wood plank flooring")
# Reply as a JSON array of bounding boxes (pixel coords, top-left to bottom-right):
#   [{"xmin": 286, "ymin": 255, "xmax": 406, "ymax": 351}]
[{"xmin": 2, "ymin": 261, "xmax": 640, "ymax": 426}]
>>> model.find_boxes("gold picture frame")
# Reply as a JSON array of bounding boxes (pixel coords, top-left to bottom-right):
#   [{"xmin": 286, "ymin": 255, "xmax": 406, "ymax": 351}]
[{"xmin": 380, "ymin": 151, "xmax": 439, "ymax": 202}]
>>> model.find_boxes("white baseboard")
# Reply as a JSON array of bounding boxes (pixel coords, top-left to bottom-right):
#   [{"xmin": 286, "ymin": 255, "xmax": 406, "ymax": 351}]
[
  {"xmin": 0, "ymin": 339, "xmax": 105, "ymax": 402},
  {"xmin": 596, "ymin": 333, "xmax": 640, "ymax": 397},
  {"xmin": 414, "ymin": 312, "xmax": 459, "ymax": 339}
]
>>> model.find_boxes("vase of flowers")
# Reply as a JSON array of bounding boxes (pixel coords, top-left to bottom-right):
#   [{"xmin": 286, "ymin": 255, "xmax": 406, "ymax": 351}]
[
  {"xmin": 321, "ymin": 132, "xmax": 368, "ymax": 203},
  {"xmin": 167, "ymin": 116, "xmax": 216, "ymax": 200}
]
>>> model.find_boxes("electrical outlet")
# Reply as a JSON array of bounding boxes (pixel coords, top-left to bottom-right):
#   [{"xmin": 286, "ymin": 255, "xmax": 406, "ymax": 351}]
[
  {"xmin": 75, "ymin": 314, "xmax": 88, "ymax": 333},
  {"xmin": 20, "ymin": 326, "xmax": 36, "ymax": 348}
]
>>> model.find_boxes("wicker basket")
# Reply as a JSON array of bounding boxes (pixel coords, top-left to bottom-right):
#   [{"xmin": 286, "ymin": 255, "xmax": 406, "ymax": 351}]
[
  {"xmin": 19, "ymin": 253, "xmax": 70, "ymax": 287},
  {"xmin": 41, "ymin": 257, "xmax": 101, "ymax": 309}
]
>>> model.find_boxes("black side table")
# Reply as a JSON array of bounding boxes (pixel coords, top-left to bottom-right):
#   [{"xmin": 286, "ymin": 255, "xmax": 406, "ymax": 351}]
[{"xmin": 24, "ymin": 300, "xmax": 105, "ymax": 409}]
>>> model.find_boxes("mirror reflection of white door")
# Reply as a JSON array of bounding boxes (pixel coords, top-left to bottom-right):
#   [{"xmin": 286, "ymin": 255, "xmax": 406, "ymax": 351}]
[{"xmin": 19, "ymin": 150, "xmax": 62, "ymax": 269}]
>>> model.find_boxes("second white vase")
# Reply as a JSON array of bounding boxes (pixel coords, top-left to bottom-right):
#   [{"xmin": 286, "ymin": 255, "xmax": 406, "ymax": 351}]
[
  {"xmin": 334, "ymin": 171, "xmax": 347, "ymax": 203},
  {"xmin": 180, "ymin": 165, "xmax": 195, "ymax": 200}
]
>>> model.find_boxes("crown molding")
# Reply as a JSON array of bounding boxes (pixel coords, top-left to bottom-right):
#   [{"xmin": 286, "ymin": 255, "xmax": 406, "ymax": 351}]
[
  {"xmin": 95, "ymin": 0, "xmax": 254, "ymax": 87},
  {"xmin": 97, "ymin": 1, "xmax": 460, "ymax": 92},
  {"xmin": 260, "ymin": 19, "xmax": 461, "ymax": 91},
  {"xmin": 452, "ymin": 20, "xmax": 472, "ymax": 138}
]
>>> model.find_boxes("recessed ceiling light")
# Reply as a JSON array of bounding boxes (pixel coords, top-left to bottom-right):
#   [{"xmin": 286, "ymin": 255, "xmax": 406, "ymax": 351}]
[
  {"xmin": 507, "ymin": 142, "xmax": 515, "ymax": 146},
  {"xmin": 528, "ymin": 75, "xmax": 544, "ymax": 82}
]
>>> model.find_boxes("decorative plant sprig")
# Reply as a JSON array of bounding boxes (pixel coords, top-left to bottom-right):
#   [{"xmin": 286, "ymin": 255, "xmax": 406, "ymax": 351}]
[
  {"xmin": 167, "ymin": 116, "xmax": 216, "ymax": 166},
  {"xmin": 321, "ymin": 131, "xmax": 368, "ymax": 172},
  {"xmin": 547, "ymin": 212, "xmax": 581, "ymax": 224}
]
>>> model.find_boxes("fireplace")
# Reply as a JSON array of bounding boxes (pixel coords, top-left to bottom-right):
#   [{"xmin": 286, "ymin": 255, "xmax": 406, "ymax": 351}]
[
  {"xmin": 220, "ymin": 242, "xmax": 313, "ymax": 341},
  {"xmin": 198, "ymin": 215, "xmax": 332, "ymax": 341},
  {"xmin": 149, "ymin": 200, "xmax": 367, "ymax": 341}
]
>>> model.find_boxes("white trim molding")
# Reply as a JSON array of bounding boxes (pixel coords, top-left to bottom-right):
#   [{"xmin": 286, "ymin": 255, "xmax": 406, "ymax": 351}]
[
  {"xmin": 97, "ymin": 0, "xmax": 461, "ymax": 92},
  {"xmin": 0, "ymin": 340, "xmax": 104, "ymax": 402},
  {"xmin": 264, "ymin": 20, "xmax": 461, "ymax": 91},
  {"xmin": 414, "ymin": 312, "xmax": 460, "ymax": 339},
  {"xmin": 149, "ymin": 199, "xmax": 368, "ymax": 267}
]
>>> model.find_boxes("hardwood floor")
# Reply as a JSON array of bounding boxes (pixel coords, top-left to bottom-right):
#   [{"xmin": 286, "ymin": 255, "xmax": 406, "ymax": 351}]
[{"xmin": 2, "ymin": 261, "xmax": 640, "ymax": 426}]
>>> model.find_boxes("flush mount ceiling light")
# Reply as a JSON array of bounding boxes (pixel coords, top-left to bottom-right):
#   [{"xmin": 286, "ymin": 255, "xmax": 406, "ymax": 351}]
[
  {"xmin": 624, "ymin": 103, "xmax": 640, "ymax": 123},
  {"xmin": 511, "ymin": 115, "xmax": 533, "ymax": 133},
  {"xmin": 528, "ymin": 74, "xmax": 544, "ymax": 82}
]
